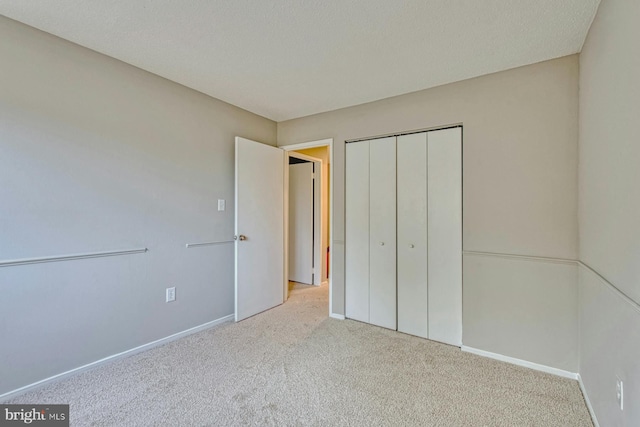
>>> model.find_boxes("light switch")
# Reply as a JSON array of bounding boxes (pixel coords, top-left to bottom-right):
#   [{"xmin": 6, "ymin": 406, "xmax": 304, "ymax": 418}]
[{"xmin": 218, "ymin": 199, "xmax": 225, "ymax": 211}]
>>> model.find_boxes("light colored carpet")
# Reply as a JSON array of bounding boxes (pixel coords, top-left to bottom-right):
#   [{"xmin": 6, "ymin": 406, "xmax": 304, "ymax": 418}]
[{"xmin": 8, "ymin": 283, "xmax": 592, "ymax": 426}]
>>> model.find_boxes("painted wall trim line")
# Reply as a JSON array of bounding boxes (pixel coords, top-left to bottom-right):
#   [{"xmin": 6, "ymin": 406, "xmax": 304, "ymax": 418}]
[
  {"xmin": 463, "ymin": 250, "xmax": 577, "ymax": 265},
  {"xmin": 463, "ymin": 252, "xmax": 640, "ymax": 312},
  {"xmin": 185, "ymin": 240, "xmax": 234, "ymax": 248},
  {"xmin": 578, "ymin": 261, "xmax": 640, "ymax": 314},
  {"xmin": 330, "ymin": 313, "xmax": 345, "ymax": 320},
  {"xmin": 461, "ymin": 345, "xmax": 578, "ymax": 380},
  {"xmin": 0, "ymin": 247, "xmax": 148, "ymax": 268},
  {"xmin": 0, "ymin": 313, "xmax": 234, "ymax": 402},
  {"xmin": 577, "ymin": 374, "xmax": 600, "ymax": 427}
]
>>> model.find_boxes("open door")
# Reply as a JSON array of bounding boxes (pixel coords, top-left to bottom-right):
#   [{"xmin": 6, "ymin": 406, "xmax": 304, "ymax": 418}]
[
  {"xmin": 288, "ymin": 161, "xmax": 314, "ymax": 284},
  {"xmin": 235, "ymin": 137, "xmax": 285, "ymax": 321}
]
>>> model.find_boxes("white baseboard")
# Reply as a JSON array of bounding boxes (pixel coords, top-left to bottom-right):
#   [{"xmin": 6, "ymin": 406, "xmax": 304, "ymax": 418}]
[
  {"xmin": 329, "ymin": 313, "xmax": 345, "ymax": 320},
  {"xmin": 577, "ymin": 374, "xmax": 600, "ymax": 427},
  {"xmin": 0, "ymin": 313, "xmax": 234, "ymax": 402},
  {"xmin": 461, "ymin": 346, "xmax": 578, "ymax": 380}
]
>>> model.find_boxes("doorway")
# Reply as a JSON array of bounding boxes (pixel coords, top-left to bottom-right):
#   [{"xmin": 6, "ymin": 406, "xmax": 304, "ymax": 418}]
[
  {"xmin": 282, "ymin": 139, "xmax": 334, "ymax": 315},
  {"xmin": 287, "ymin": 152, "xmax": 320, "ymax": 286}
]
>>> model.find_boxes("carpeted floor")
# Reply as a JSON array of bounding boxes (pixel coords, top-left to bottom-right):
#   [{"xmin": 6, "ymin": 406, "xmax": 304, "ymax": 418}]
[{"xmin": 7, "ymin": 283, "xmax": 592, "ymax": 426}]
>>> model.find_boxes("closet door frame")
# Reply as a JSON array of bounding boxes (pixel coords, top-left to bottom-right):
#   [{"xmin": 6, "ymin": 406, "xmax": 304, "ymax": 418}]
[{"xmin": 344, "ymin": 124, "xmax": 463, "ymax": 345}]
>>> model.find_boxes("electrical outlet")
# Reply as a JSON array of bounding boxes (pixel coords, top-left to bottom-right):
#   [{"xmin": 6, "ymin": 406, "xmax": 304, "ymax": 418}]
[
  {"xmin": 217, "ymin": 199, "xmax": 225, "ymax": 211},
  {"xmin": 616, "ymin": 377, "xmax": 624, "ymax": 411},
  {"xmin": 166, "ymin": 287, "xmax": 176, "ymax": 303}
]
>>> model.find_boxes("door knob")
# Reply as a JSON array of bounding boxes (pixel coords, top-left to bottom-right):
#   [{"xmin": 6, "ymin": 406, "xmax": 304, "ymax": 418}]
[
  {"xmin": 409, "ymin": 244, "xmax": 414, "ymax": 248},
  {"xmin": 380, "ymin": 242, "xmax": 385, "ymax": 246},
  {"xmin": 234, "ymin": 235, "xmax": 247, "ymax": 241}
]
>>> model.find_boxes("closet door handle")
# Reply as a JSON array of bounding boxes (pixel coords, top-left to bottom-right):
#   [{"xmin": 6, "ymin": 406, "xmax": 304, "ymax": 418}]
[
  {"xmin": 379, "ymin": 242, "xmax": 385, "ymax": 246},
  {"xmin": 409, "ymin": 244, "xmax": 414, "ymax": 248}
]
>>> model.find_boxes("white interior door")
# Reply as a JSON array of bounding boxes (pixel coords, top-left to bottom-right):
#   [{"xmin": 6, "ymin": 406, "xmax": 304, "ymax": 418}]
[
  {"xmin": 235, "ymin": 137, "xmax": 285, "ymax": 322},
  {"xmin": 427, "ymin": 128, "xmax": 462, "ymax": 345},
  {"xmin": 397, "ymin": 132, "xmax": 429, "ymax": 338},
  {"xmin": 288, "ymin": 162, "xmax": 314, "ymax": 284}
]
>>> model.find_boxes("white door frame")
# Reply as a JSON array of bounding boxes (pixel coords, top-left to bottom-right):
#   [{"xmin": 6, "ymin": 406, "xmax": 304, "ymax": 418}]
[
  {"xmin": 288, "ymin": 151, "xmax": 322, "ymax": 288},
  {"xmin": 280, "ymin": 138, "xmax": 336, "ymax": 317}
]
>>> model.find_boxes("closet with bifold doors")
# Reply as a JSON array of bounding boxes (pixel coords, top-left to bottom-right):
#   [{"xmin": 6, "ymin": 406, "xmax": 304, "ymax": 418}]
[{"xmin": 345, "ymin": 127, "xmax": 462, "ymax": 346}]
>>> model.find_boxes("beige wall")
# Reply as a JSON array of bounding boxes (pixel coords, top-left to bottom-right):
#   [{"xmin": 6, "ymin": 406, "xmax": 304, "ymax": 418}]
[
  {"xmin": 578, "ymin": 0, "xmax": 640, "ymax": 424},
  {"xmin": 0, "ymin": 16, "xmax": 276, "ymax": 395},
  {"xmin": 279, "ymin": 55, "xmax": 580, "ymax": 371}
]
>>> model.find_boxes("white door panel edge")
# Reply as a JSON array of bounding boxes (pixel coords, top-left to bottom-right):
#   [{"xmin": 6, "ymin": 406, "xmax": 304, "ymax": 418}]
[
  {"xmin": 235, "ymin": 137, "xmax": 285, "ymax": 322},
  {"xmin": 312, "ymin": 160, "xmax": 322, "ymax": 286}
]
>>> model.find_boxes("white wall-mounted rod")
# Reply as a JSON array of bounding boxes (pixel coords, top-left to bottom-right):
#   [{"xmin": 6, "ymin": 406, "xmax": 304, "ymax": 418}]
[
  {"xmin": 463, "ymin": 250, "xmax": 640, "ymax": 313},
  {"xmin": 462, "ymin": 250, "xmax": 577, "ymax": 265},
  {"xmin": 578, "ymin": 261, "xmax": 640, "ymax": 314},
  {"xmin": 185, "ymin": 240, "xmax": 234, "ymax": 248},
  {"xmin": 0, "ymin": 247, "xmax": 148, "ymax": 268}
]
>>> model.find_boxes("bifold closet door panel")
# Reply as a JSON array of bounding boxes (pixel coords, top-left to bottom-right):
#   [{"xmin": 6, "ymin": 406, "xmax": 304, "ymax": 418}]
[
  {"xmin": 427, "ymin": 127, "xmax": 462, "ymax": 346},
  {"xmin": 397, "ymin": 132, "xmax": 429, "ymax": 338},
  {"xmin": 369, "ymin": 137, "xmax": 397, "ymax": 330},
  {"xmin": 345, "ymin": 141, "xmax": 370, "ymax": 323}
]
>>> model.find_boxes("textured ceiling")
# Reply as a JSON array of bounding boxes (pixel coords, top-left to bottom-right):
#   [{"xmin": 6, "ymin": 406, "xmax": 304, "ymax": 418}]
[{"xmin": 0, "ymin": 1, "xmax": 599, "ymax": 121}]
